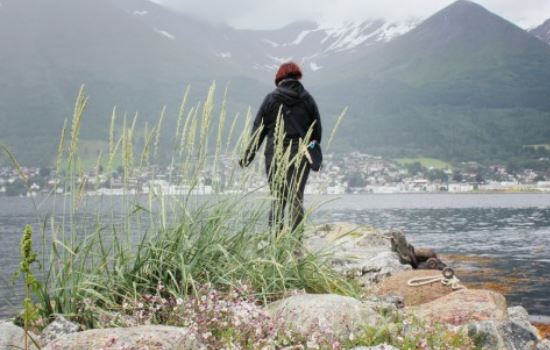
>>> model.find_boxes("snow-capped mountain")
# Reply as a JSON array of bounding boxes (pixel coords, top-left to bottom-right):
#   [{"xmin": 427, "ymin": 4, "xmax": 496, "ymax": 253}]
[
  {"xmin": 530, "ymin": 18, "xmax": 550, "ymax": 44},
  {"xmin": 3, "ymin": 0, "xmax": 550, "ymax": 164},
  {"xmin": 113, "ymin": 0, "xmax": 418, "ymax": 77},
  {"xmin": 247, "ymin": 19, "xmax": 419, "ymax": 74}
]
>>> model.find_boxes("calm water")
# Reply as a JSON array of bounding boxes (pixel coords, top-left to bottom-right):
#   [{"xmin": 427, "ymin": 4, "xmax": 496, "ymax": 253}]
[{"xmin": 1, "ymin": 193, "xmax": 549, "ymax": 318}]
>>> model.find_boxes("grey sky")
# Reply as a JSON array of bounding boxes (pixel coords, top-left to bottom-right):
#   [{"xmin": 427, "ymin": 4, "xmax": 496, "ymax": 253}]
[{"xmin": 156, "ymin": 0, "xmax": 550, "ymax": 29}]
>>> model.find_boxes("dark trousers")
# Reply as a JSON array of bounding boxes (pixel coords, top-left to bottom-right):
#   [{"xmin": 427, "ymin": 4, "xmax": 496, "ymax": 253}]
[{"xmin": 265, "ymin": 147, "xmax": 310, "ymax": 232}]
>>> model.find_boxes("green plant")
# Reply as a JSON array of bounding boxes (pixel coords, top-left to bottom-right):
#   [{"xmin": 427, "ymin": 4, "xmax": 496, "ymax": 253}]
[
  {"xmin": 344, "ymin": 313, "xmax": 475, "ymax": 350},
  {"xmin": 18, "ymin": 225, "xmax": 41, "ymax": 350}
]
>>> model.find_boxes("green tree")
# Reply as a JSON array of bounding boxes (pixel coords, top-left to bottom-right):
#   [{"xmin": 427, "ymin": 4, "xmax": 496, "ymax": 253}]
[
  {"xmin": 345, "ymin": 172, "xmax": 367, "ymax": 188},
  {"xmin": 406, "ymin": 162, "xmax": 427, "ymax": 176},
  {"xmin": 428, "ymin": 169, "xmax": 448, "ymax": 182},
  {"xmin": 452, "ymin": 171, "xmax": 463, "ymax": 182}
]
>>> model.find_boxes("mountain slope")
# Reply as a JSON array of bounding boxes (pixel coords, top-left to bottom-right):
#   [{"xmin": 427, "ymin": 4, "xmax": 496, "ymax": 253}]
[
  {"xmin": 0, "ymin": 0, "xmax": 266, "ymax": 164},
  {"xmin": 237, "ymin": 19, "xmax": 418, "ymax": 76},
  {"xmin": 111, "ymin": 1, "xmax": 417, "ymax": 79},
  {"xmin": 317, "ymin": 0, "xmax": 550, "ymax": 161},
  {"xmin": 530, "ymin": 19, "xmax": 550, "ymax": 44},
  {"xmin": 1, "ymin": 0, "xmax": 549, "ymax": 164}
]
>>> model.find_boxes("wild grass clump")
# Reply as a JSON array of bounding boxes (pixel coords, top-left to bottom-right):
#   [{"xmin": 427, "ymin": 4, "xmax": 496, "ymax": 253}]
[
  {"xmin": 58, "ymin": 201, "xmax": 357, "ymax": 328},
  {"xmin": 2, "ymin": 83, "xmax": 356, "ymax": 329}
]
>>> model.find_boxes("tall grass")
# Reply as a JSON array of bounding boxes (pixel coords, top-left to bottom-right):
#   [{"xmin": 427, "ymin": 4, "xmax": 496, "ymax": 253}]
[{"xmin": 4, "ymin": 83, "xmax": 354, "ymax": 327}]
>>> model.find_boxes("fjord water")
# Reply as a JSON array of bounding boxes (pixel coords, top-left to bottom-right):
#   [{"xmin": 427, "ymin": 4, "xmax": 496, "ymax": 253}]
[
  {"xmin": 313, "ymin": 193, "xmax": 550, "ymax": 318},
  {"xmin": 1, "ymin": 193, "xmax": 549, "ymax": 318}
]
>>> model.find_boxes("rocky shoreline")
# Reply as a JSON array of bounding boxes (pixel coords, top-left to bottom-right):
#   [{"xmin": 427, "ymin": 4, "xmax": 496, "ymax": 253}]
[{"xmin": 1, "ymin": 223, "xmax": 549, "ymax": 349}]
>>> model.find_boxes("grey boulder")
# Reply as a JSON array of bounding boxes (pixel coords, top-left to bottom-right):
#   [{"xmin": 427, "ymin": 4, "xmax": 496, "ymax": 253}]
[
  {"xmin": 267, "ymin": 294, "xmax": 381, "ymax": 338},
  {"xmin": 0, "ymin": 321, "xmax": 38, "ymax": 350},
  {"xmin": 467, "ymin": 319, "xmax": 540, "ymax": 350},
  {"xmin": 40, "ymin": 315, "xmax": 80, "ymax": 344},
  {"xmin": 305, "ymin": 224, "xmax": 410, "ymax": 288}
]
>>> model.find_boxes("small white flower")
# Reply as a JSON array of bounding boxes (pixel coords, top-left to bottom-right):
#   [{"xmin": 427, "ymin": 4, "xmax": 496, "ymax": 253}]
[{"xmin": 202, "ymin": 331, "xmax": 212, "ymax": 339}]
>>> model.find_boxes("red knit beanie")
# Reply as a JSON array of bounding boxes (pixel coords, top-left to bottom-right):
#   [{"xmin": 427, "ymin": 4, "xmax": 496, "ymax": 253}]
[{"xmin": 275, "ymin": 62, "xmax": 303, "ymax": 86}]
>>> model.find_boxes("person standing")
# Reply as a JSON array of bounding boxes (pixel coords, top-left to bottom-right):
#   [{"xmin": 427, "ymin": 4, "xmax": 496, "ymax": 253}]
[{"xmin": 240, "ymin": 62, "xmax": 322, "ymax": 232}]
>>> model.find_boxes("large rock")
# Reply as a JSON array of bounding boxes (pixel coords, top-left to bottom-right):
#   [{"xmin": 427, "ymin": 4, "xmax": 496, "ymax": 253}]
[
  {"xmin": 410, "ymin": 289, "xmax": 508, "ymax": 326},
  {"xmin": 0, "ymin": 321, "xmax": 38, "ymax": 350},
  {"xmin": 42, "ymin": 325, "xmax": 199, "ymax": 350},
  {"xmin": 467, "ymin": 320, "xmax": 541, "ymax": 350},
  {"xmin": 373, "ymin": 269, "xmax": 458, "ymax": 306},
  {"xmin": 360, "ymin": 251, "xmax": 412, "ymax": 284},
  {"xmin": 305, "ymin": 224, "xmax": 411, "ymax": 288},
  {"xmin": 305, "ymin": 224, "xmax": 391, "ymax": 254},
  {"xmin": 40, "ymin": 315, "xmax": 80, "ymax": 344},
  {"xmin": 508, "ymin": 306, "xmax": 542, "ymax": 340},
  {"xmin": 267, "ymin": 294, "xmax": 381, "ymax": 338}
]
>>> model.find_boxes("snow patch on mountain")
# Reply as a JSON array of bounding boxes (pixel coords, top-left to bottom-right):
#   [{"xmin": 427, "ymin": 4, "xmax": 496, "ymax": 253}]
[
  {"xmin": 133, "ymin": 10, "xmax": 148, "ymax": 16},
  {"xmin": 291, "ymin": 30, "xmax": 314, "ymax": 45},
  {"xmin": 376, "ymin": 22, "xmax": 417, "ymax": 42},
  {"xmin": 309, "ymin": 62, "xmax": 322, "ymax": 71},
  {"xmin": 263, "ymin": 39, "xmax": 279, "ymax": 48},
  {"xmin": 247, "ymin": 19, "xmax": 417, "ymax": 74},
  {"xmin": 318, "ymin": 19, "xmax": 418, "ymax": 53},
  {"xmin": 155, "ymin": 29, "xmax": 175, "ymax": 40},
  {"xmin": 323, "ymin": 22, "xmax": 380, "ymax": 52}
]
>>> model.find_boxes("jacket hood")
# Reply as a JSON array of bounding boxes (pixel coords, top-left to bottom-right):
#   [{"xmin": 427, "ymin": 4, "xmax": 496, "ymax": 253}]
[{"xmin": 274, "ymin": 79, "xmax": 306, "ymax": 106}]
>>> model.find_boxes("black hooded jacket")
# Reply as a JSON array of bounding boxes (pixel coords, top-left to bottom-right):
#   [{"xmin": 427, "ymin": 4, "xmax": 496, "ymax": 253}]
[{"xmin": 243, "ymin": 79, "xmax": 322, "ymax": 162}]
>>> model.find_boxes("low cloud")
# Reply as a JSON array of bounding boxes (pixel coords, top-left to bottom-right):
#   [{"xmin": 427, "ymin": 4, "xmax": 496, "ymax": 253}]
[{"xmin": 158, "ymin": 0, "xmax": 550, "ymax": 29}]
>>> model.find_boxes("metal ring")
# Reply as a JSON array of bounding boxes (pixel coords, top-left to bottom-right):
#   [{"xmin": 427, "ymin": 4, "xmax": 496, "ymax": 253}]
[{"xmin": 442, "ymin": 267, "xmax": 455, "ymax": 279}]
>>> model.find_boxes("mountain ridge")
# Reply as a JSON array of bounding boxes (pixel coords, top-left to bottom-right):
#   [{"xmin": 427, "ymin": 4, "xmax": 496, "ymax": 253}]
[
  {"xmin": 530, "ymin": 18, "xmax": 550, "ymax": 44},
  {"xmin": 1, "ymin": 0, "xmax": 549, "ymax": 164},
  {"xmin": 314, "ymin": 0, "xmax": 550, "ymax": 161}
]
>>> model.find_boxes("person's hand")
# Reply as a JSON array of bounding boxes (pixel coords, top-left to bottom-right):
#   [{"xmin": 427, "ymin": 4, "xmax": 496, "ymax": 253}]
[{"xmin": 239, "ymin": 152, "xmax": 255, "ymax": 168}]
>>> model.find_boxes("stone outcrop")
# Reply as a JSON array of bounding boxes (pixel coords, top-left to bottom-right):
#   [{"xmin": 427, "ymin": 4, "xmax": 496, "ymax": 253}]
[
  {"xmin": 508, "ymin": 306, "xmax": 542, "ymax": 341},
  {"xmin": 373, "ymin": 269, "xmax": 457, "ymax": 306},
  {"xmin": 40, "ymin": 315, "xmax": 80, "ymax": 344},
  {"xmin": 0, "ymin": 321, "xmax": 38, "ymax": 350},
  {"xmin": 42, "ymin": 325, "xmax": 199, "ymax": 350},
  {"xmin": 267, "ymin": 293, "xmax": 381, "ymax": 338},
  {"xmin": 465, "ymin": 306, "xmax": 547, "ymax": 350},
  {"xmin": 467, "ymin": 320, "xmax": 541, "ymax": 350},
  {"xmin": 305, "ymin": 224, "xmax": 411, "ymax": 288},
  {"xmin": 409, "ymin": 289, "xmax": 508, "ymax": 326}
]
